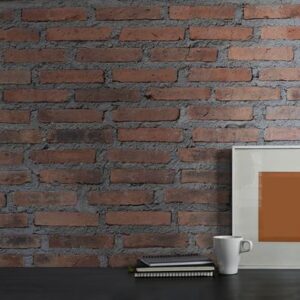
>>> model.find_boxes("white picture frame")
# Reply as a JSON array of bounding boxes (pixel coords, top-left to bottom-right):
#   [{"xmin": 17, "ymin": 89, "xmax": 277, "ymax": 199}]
[{"xmin": 232, "ymin": 145, "xmax": 300, "ymax": 269}]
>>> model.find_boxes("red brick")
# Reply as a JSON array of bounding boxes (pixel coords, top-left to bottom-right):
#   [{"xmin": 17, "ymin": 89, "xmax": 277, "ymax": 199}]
[
  {"xmin": 39, "ymin": 169, "xmax": 101, "ymax": 184},
  {"xmin": 112, "ymin": 108, "xmax": 179, "ymax": 122},
  {"xmin": 108, "ymin": 254, "xmax": 139, "ymax": 267},
  {"xmin": 0, "ymin": 151, "xmax": 23, "ymax": 165},
  {"xmin": 189, "ymin": 68, "xmax": 252, "ymax": 82},
  {"xmin": 0, "ymin": 171, "xmax": 30, "ymax": 185},
  {"xmin": 188, "ymin": 106, "xmax": 253, "ymax": 120},
  {"xmin": 170, "ymin": 5, "xmax": 235, "ymax": 20},
  {"xmin": 0, "ymin": 70, "xmax": 31, "ymax": 84},
  {"xmin": 178, "ymin": 148, "xmax": 231, "ymax": 163},
  {"xmin": 30, "ymin": 149, "xmax": 96, "ymax": 163},
  {"xmin": 0, "ymin": 130, "xmax": 42, "ymax": 144},
  {"xmin": 88, "ymin": 190, "xmax": 153, "ymax": 205},
  {"xmin": 4, "ymin": 49, "xmax": 66, "ymax": 63},
  {"xmin": 190, "ymin": 27, "xmax": 252, "ymax": 40},
  {"xmin": 0, "ymin": 28, "xmax": 39, "ymax": 42},
  {"xmin": 46, "ymin": 27, "xmax": 111, "ymax": 41},
  {"xmin": 192, "ymin": 128, "xmax": 259, "ymax": 142},
  {"xmin": 0, "ymin": 255, "xmax": 23, "ymax": 267},
  {"xmin": 0, "ymin": 9, "xmax": 14, "ymax": 21},
  {"xmin": 118, "ymin": 128, "xmax": 182, "ymax": 142},
  {"xmin": 165, "ymin": 189, "xmax": 230, "ymax": 204},
  {"xmin": 48, "ymin": 129, "xmax": 113, "ymax": 144},
  {"xmin": 75, "ymin": 88, "xmax": 140, "ymax": 102},
  {"xmin": 123, "ymin": 233, "xmax": 188, "ymax": 248},
  {"xmin": 120, "ymin": 27, "xmax": 184, "ymax": 41},
  {"xmin": 150, "ymin": 48, "xmax": 217, "ymax": 62},
  {"xmin": 34, "ymin": 254, "xmax": 99, "ymax": 267},
  {"xmin": 13, "ymin": 191, "xmax": 77, "ymax": 207},
  {"xmin": 96, "ymin": 6, "xmax": 161, "ymax": 20},
  {"xmin": 35, "ymin": 212, "xmax": 99, "ymax": 227},
  {"xmin": 261, "ymin": 26, "xmax": 300, "ymax": 40},
  {"xmin": 228, "ymin": 47, "xmax": 293, "ymax": 61},
  {"xmin": 287, "ymin": 88, "xmax": 300, "ymax": 100},
  {"xmin": 0, "ymin": 110, "xmax": 30, "ymax": 124},
  {"xmin": 265, "ymin": 127, "xmax": 300, "ymax": 141},
  {"xmin": 196, "ymin": 233, "xmax": 214, "ymax": 248},
  {"xmin": 244, "ymin": 5, "xmax": 300, "ymax": 19},
  {"xmin": 38, "ymin": 109, "xmax": 103, "ymax": 123},
  {"xmin": 260, "ymin": 68, "xmax": 300, "ymax": 81},
  {"xmin": 49, "ymin": 235, "xmax": 113, "ymax": 249},
  {"xmin": 146, "ymin": 87, "xmax": 210, "ymax": 101},
  {"xmin": 0, "ymin": 235, "xmax": 40, "ymax": 248},
  {"xmin": 216, "ymin": 87, "xmax": 280, "ymax": 101},
  {"xmin": 111, "ymin": 169, "xmax": 175, "ymax": 184},
  {"xmin": 178, "ymin": 211, "xmax": 231, "ymax": 226},
  {"xmin": 266, "ymin": 106, "xmax": 300, "ymax": 120},
  {"xmin": 4, "ymin": 89, "xmax": 69, "ymax": 103},
  {"xmin": 112, "ymin": 68, "xmax": 177, "ymax": 82},
  {"xmin": 106, "ymin": 211, "xmax": 171, "ymax": 225},
  {"xmin": 76, "ymin": 48, "xmax": 142, "ymax": 62},
  {"xmin": 181, "ymin": 170, "xmax": 231, "ymax": 185},
  {"xmin": 106, "ymin": 148, "xmax": 170, "ymax": 163},
  {"xmin": 0, "ymin": 193, "xmax": 5, "ymax": 207},
  {"xmin": 22, "ymin": 7, "xmax": 86, "ymax": 21},
  {"xmin": 0, "ymin": 213, "xmax": 27, "ymax": 227},
  {"xmin": 40, "ymin": 70, "xmax": 104, "ymax": 83}
]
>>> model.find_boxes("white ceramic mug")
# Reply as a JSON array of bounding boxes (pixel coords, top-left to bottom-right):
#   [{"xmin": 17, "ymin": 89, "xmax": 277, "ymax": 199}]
[{"xmin": 213, "ymin": 235, "xmax": 253, "ymax": 275}]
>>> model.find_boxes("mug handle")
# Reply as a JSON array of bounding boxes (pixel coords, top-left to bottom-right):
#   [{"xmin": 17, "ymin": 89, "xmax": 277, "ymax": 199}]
[{"xmin": 240, "ymin": 240, "xmax": 253, "ymax": 253}]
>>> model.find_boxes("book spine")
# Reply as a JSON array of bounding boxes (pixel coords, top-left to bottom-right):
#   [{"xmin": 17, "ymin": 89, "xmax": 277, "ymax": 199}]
[{"xmin": 134, "ymin": 271, "xmax": 214, "ymax": 278}]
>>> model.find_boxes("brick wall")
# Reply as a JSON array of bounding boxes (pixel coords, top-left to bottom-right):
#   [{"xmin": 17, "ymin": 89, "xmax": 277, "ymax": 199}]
[{"xmin": 0, "ymin": 1, "xmax": 297, "ymax": 267}]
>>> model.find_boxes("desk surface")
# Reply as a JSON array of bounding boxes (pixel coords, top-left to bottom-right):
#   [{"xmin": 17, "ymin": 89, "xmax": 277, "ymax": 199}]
[{"xmin": 0, "ymin": 268, "xmax": 299, "ymax": 300}]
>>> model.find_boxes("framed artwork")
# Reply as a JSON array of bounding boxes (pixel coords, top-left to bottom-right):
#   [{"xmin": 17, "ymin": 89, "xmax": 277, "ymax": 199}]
[{"xmin": 232, "ymin": 146, "xmax": 300, "ymax": 268}]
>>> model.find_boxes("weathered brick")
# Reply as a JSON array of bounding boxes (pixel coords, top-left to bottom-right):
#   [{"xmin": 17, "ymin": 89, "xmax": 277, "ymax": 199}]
[
  {"xmin": 106, "ymin": 148, "xmax": 170, "ymax": 163},
  {"xmin": 4, "ymin": 49, "xmax": 66, "ymax": 63},
  {"xmin": 150, "ymin": 48, "xmax": 217, "ymax": 62},
  {"xmin": 112, "ymin": 68, "xmax": 177, "ymax": 82},
  {"xmin": 244, "ymin": 5, "xmax": 300, "ymax": 19},
  {"xmin": 34, "ymin": 254, "xmax": 99, "ymax": 267},
  {"xmin": 13, "ymin": 191, "xmax": 77, "ymax": 207},
  {"xmin": 261, "ymin": 26, "xmax": 300, "ymax": 39},
  {"xmin": 165, "ymin": 189, "xmax": 230, "ymax": 204},
  {"xmin": 188, "ymin": 106, "xmax": 253, "ymax": 120},
  {"xmin": 40, "ymin": 70, "xmax": 104, "ymax": 83},
  {"xmin": 170, "ymin": 5, "xmax": 235, "ymax": 20},
  {"xmin": 76, "ymin": 48, "xmax": 142, "ymax": 62},
  {"xmin": 120, "ymin": 27, "xmax": 184, "ymax": 41},
  {"xmin": 192, "ymin": 128, "xmax": 259, "ymax": 142},
  {"xmin": 216, "ymin": 87, "xmax": 280, "ymax": 101},
  {"xmin": 118, "ymin": 128, "xmax": 182, "ymax": 142},
  {"xmin": 30, "ymin": 149, "xmax": 96, "ymax": 163},
  {"xmin": 0, "ymin": 70, "xmax": 31, "ymax": 84},
  {"xmin": 96, "ymin": 6, "xmax": 162, "ymax": 20},
  {"xmin": 178, "ymin": 212, "xmax": 231, "ymax": 226},
  {"xmin": 0, "ymin": 9, "xmax": 14, "ymax": 21},
  {"xmin": 22, "ymin": 7, "xmax": 86, "ymax": 21},
  {"xmin": 39, "ymin": 169, "xmax": 101, "ymax": 184},
  {"xmin": 108, "ymin": 254, "xmax": 139, "ymax": 267},
  {"xmin": 88, "ymin": 190, "xmax": 153, "ymax": 205},
  {"xmin": 112, "ymin": 108, "xmax": 179, "ymax": 122},
  {"xmin": 35, "ymin": 212, "xmax": 99, "ymax": 227},
  {"xmin": 0, "ymin": 110, "xmax": 30, "ymax": 123},
  {"xmin": 46, "ymin": 27, "xmax": 111, "ymax": 41},
  {"xmin": 0, "ymin": 255, "xmax": 23, "ymax": 267},
  {"xmin": 38, "ymin": 109, "xmax": 103, "ymax": 123},
  {"xmin": 106, "ymin": 211, "xmax": 171, "ymax": 225},
  {"xmin": 228, "ymin": 47, "xmax": 293, "ymax": 61},
  {"xmin": 190, "ymin": 26, "xmax": 252, "ymax": 40},
  {"xmin": 111, "ymin": 169, "xmax": 175, "ymax": 184},
  {"xmin": 260, "ymin": 68, "xmax": 300, "ymax": 81},
  {"xmin": 265, "ymin": 127, "xmax": 300, "ymax": 141},
  {"xmin": 0, "ymin": 235, "xmax": 40, "ymax": 248},
  {"xmin": 0, "ymin": 151, "xmax": 23, "ymax": 164},
  {"xmin": 0, "ymin": 193, "xmax": 5, "ymax": 207},
  {"xmin": 181, "ymin": 170, "xmax": 231, "ymax": 185},
  {"xmin": 49, "ymin": 235, "xmax": 113, "ymax": 249},
  {"xmin": 178, "ymin": 148, "xmax": 231, "ymax": 163},
  {"xmin": 0, "ymin": 130, "xmax": 42, "ymax": 144},
  {"xmin": 287, "ymin": 88, "xmax": 300, "ymax": 100},
  {"xmin": 123, "ymin": 233, "xmax": 188, "ymax": 248},
  {"xmin": 75, "ymin": 89, "xmax": 140, "ymax": 102},
  {"xmin": 4, "ymin": 89, "xmax": 69, "ymax": 103},
  {"xmin": 0, "ymin": 213, "xmax": 27, "ymax": 227},
  {"xmin": 266, "ymin": 106, "xmax": 300, "ymax": 120},
  {"xmin": 146, "ymin": 87, "xmax": 210, "ymax": 100},
  {"xmin": 0, "ymin": 28, "xmax": 39, "ymax": 42},
  {"xmin": 48, "ymin": 129, "xmax": 113, "ymax": 144},
  {"xmin": 0, "ymin": 171, "xmax": 30, "ymax": 185},
  {"xmin": 196, "ymin": 233, "xmax": 214, "ymax": 248}
]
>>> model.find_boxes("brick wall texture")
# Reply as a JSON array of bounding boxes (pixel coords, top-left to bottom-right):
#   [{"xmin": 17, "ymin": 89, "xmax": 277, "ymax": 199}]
[{"xmin": 0, "ymin": 0, "xmax": 297, "ymax": 267}]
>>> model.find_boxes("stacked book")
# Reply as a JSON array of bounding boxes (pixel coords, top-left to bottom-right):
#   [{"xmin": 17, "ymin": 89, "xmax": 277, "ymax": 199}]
[{"xmin": 134, "ymin": 255, "xmax": 215, "ymax": 278}]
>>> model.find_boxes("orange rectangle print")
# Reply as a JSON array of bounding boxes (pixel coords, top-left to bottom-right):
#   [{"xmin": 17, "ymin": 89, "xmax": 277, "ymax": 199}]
[{"xmin": 259, "ymin": 172, "xmax": 300, "ymax": 242}]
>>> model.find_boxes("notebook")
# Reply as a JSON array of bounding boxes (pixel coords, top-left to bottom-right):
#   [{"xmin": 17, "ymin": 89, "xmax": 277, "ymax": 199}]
[{"xmin": 134, "ymin": 271, "xmax": 214, "ymax": 278}]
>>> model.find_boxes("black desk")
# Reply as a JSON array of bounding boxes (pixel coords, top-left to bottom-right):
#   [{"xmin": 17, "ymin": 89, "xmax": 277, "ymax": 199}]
[{"xmin": 0, "ymin": 268, "xmax": 299, "ymax": 300}]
